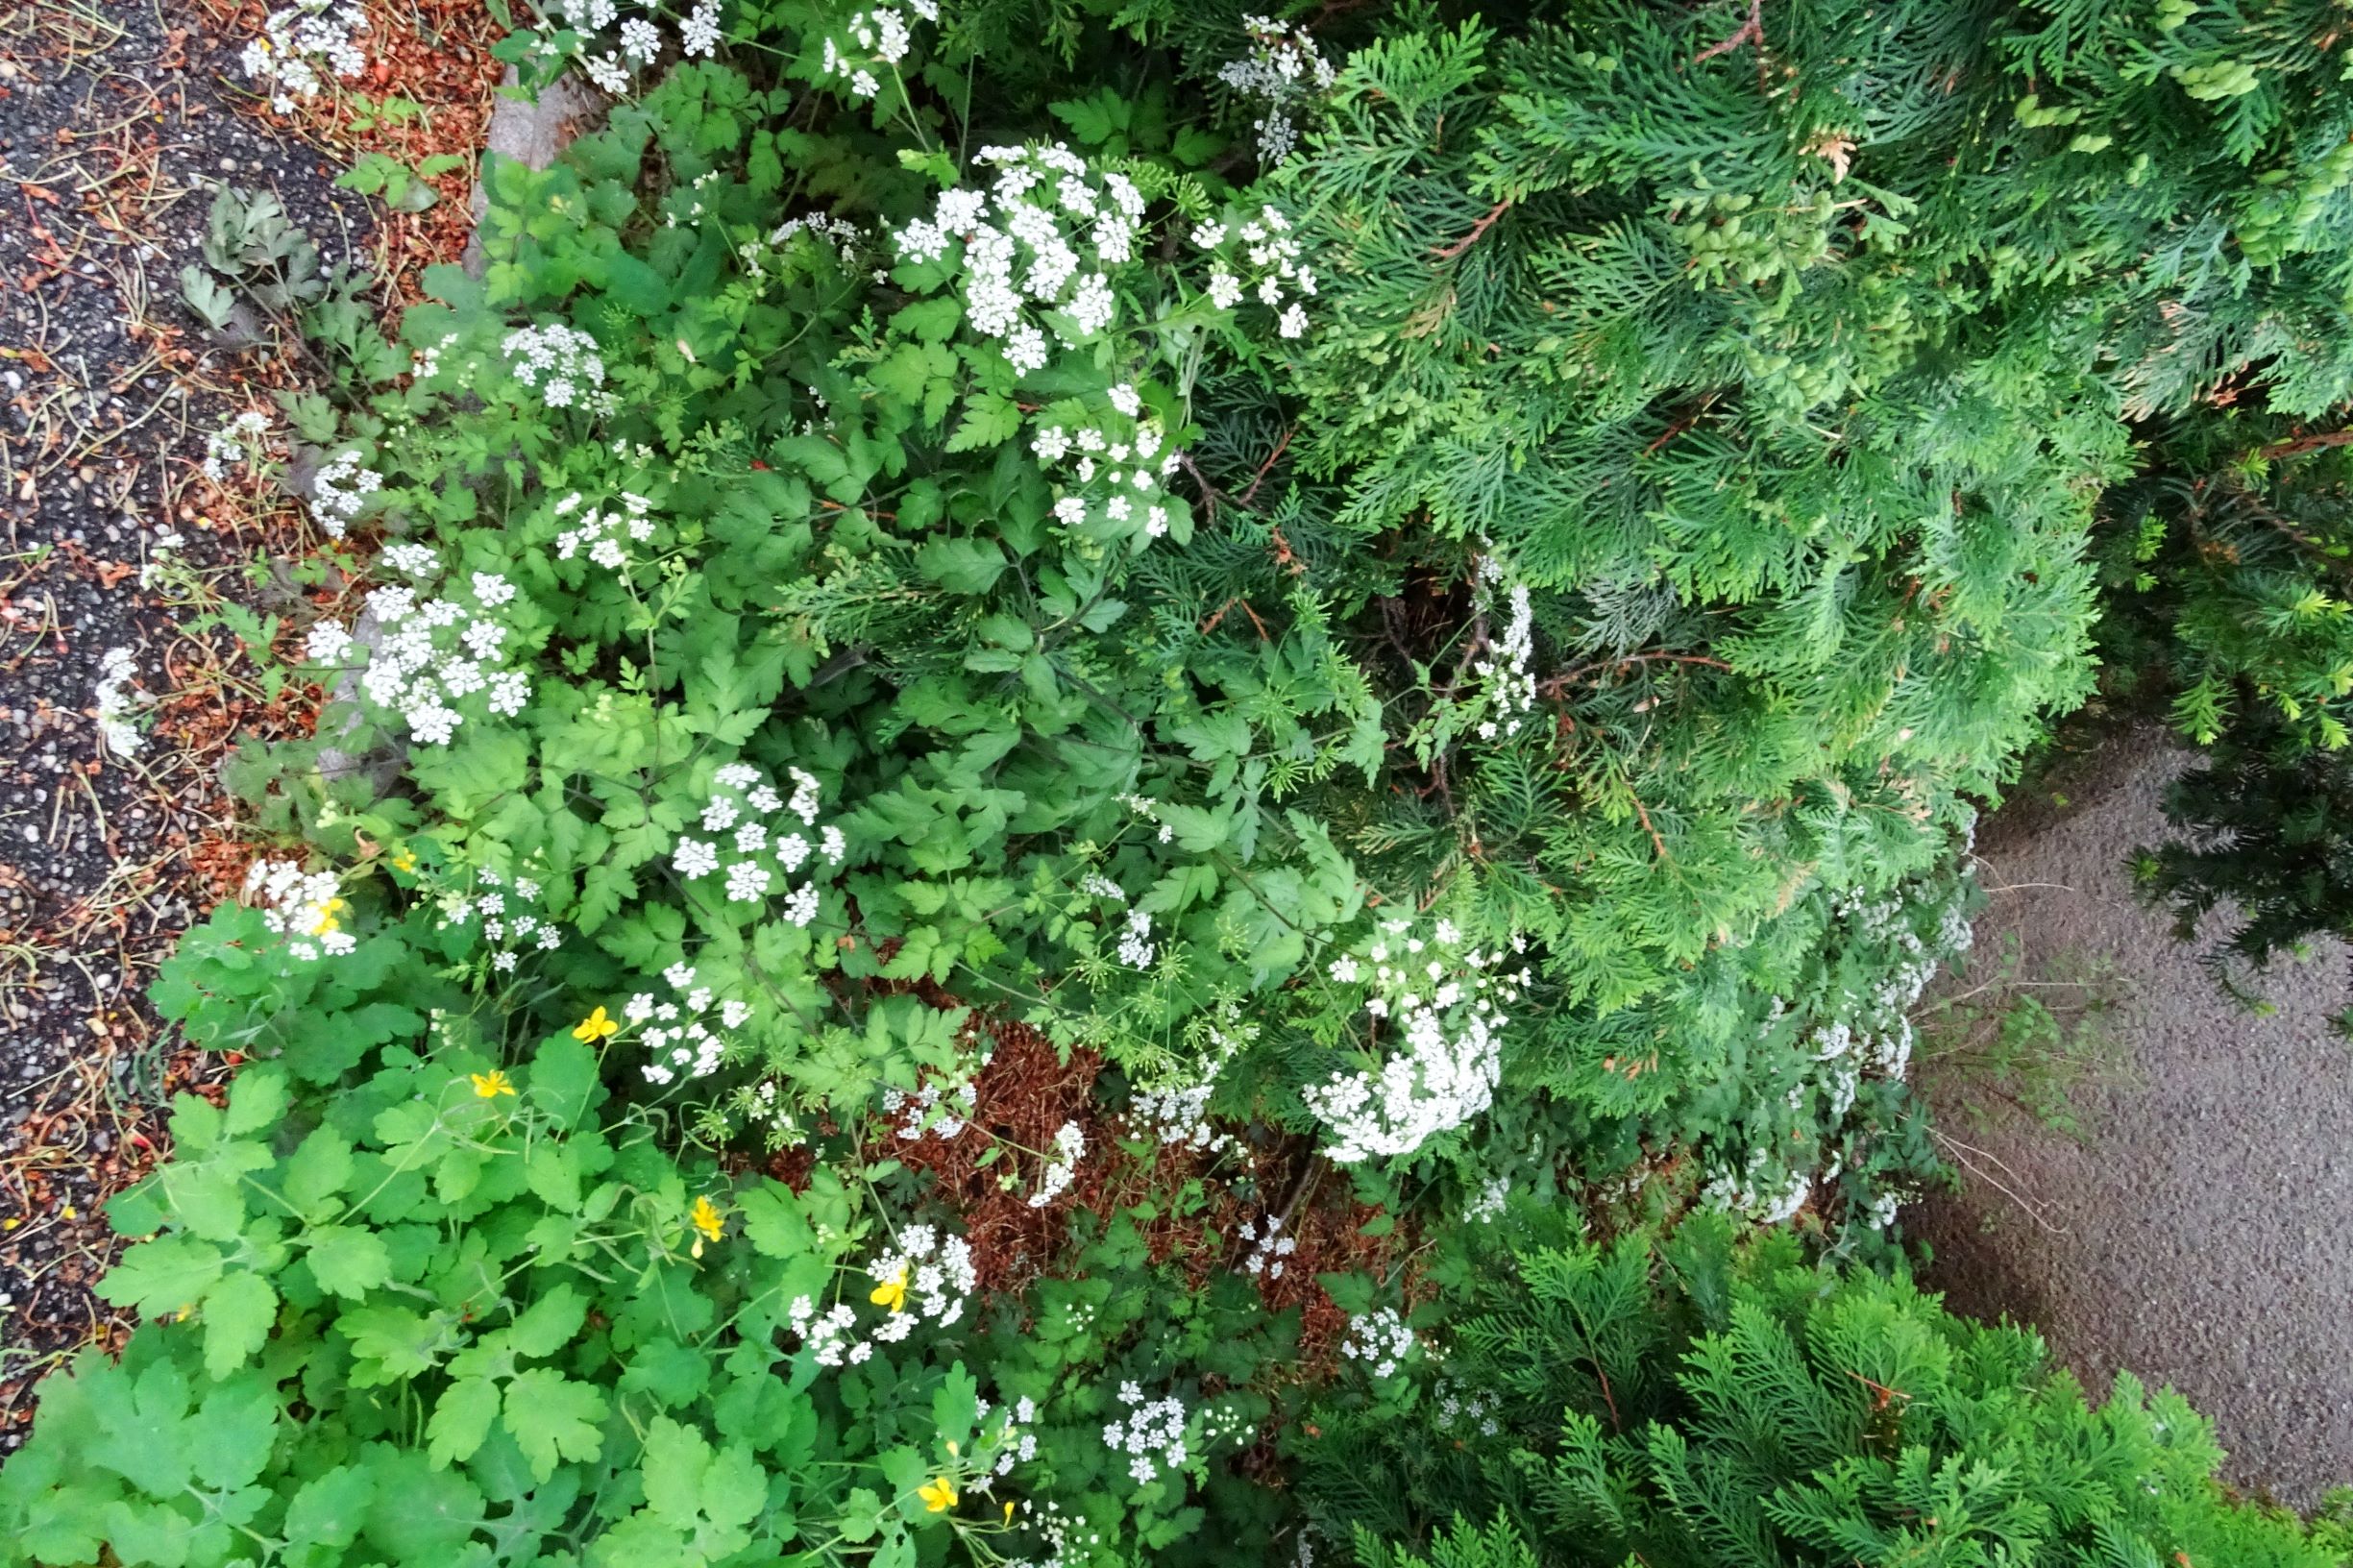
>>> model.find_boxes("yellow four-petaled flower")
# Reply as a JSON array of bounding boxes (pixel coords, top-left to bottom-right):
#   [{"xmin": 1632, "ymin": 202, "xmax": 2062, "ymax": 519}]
[
  {"xmin": 917, "ymin": 1476, "xmax": 957, "ymax": 1513},
  {"xmin": 869, "ymin": 1264, "xmax": 909, "ymax": 1313},
  {"xmin": 572, "ymin": 1005, "xmax": 620, "ymax": 1042},
  {"xmin": 689, "ymin": 1195, "xmax": 725, "ymax": 1243},
  {"xmin": 470, "ymin": 1069, "xmax": 516, "ymax": 1099}
]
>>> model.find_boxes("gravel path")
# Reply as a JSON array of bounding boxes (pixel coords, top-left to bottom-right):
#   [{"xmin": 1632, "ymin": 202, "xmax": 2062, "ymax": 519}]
[
  {"xmin": 0, "ymin": 0, "xmax": 498, "ymax": 1445},
  {"xmin": 0, "ymin": 0, "xmax": 363, "ymax": 1441},
  {"xmin": 1914, "ymin": 726, "xmax": 2353, "ymax": 1508}
]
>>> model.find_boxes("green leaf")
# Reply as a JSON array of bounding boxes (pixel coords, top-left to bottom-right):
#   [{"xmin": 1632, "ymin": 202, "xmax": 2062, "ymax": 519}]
[
  {"xmin": 1157, "ymin": 802, "xmax": 1232, "ymax": 852},
  {"xmin": 931, "ymin": 1362, "xmax": 978, "ymax": 1449},
  {"xmin": 604, "ymin": 253, "xmax": 673, "ymax": 316},
  {"xmin": 530, "ymin": 1033, "xmax": 602, "ymax": 1130},
  {"xmin": 892, "ymin": 296, "xmax": 962, "ymax": 342},
  {"xmin": 157, "ymin": 1160, "xmax": 249, "ymax": 1243},
  {"xmin": 1049, "ymin": 86, "xmax": 1128, "ymax": 146},
  {"xmin": 620, "ymin": 1337, "xmax": 710, "ymax": 1409},
  {"xmin": 360, "ymin": 1450, "xmax": 484, "ymax": 1561},
  {"xmin": 223, "ymin": 1067, "xmax": 290, "ymax": 1135},
  {"xmin": 200, "ymin": 1271, "xmax": 277, "ymax": 1380},
  {"xmin": 944, "ymin": 392, "xmax": 1021, "ymax": 453},
  {"xmin": 427, "ymin": 1376, "xmax": 502, "ymax": 1469},
  {"xmin": 523, "ymin": 1140, "xmax": 582, "ymax": 1212},
  {"xmin": 502, "ymin": 1368, "xmax": 607, "ymax": 1481},
  {"xmin": 837, "ymin": 1488, "xmax": 884, "ymax": 1543},
  {"xmin": 284, "ymin": 1463, "xmax": 374, "ymax": 1551},
  {"xmin": 98, "ymin": 1237, "xmax": 225, "ymax": 1319},
  {"xmin": 916, "ymin": 535, "xmax": 1009, "ymax": 594},
  {"xmin": 306, "ymin": 1225, "xmax": 392, "ymax": 1299},
  {"xmin": 737, "ymin": 1183, "xmax": 813, "ymax": 1259},
  {"xmin": 506, "ymin": 1283, "xmax": 588, "ymax": 1359},
  {"xmin": 341, "ymin": 1305, "xmax": 449, "ymax": 1384},
  {"xmin": 282, "ymin": 1127, "xmax": 355, "ymax": 1213},
  {"xmin": 639, "ymin": 1413, "xmax": 710, "ymax": 1526}
]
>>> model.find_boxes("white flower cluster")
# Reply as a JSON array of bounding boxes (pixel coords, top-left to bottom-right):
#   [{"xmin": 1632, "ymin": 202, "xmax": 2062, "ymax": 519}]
[
  {"xmin": 1031, "ymin": 385, "xmax": 1187, "ymax": 549},
  {"xmin": 671, "ymin": 762, "xmax": 846, "ymax": 925},
  {"xmin": 95, "ymin": 647, "xmax": 142, "ymax": 757},
  {"xmin": 1707, "ymin": 877, "xmax": 1977, "ymax": 1230},
  {"xmin": 502, "ymin": 323, "xmax": 614, "ymax": 415},
  {"xmin": 307, "ymin": 552, "xmax": 530, "ymax": 747},
  {"xmin": 410, "ymin": 331, "xmax": 460, "ymax": 381},
  {"xmin": 971, "ymin": 1393, "xmax": 1041, "ymax": 1483},
  {"xmin": 787, "ymin": 1223, "xmax": 977, "ymax": 1367},
  {"xmin": 240, "ymin": 0, "xmax": 367, "ymax": 114},
  {"xmin": 1026, "ymin": 1121, "xmax": 1085, "ymax": 1208},
  {"xmin": 1701, "ymin": 1149, "xmax": 1815, "ymax": 1226},
  {"xmin": 630, "ymin": 963, "xmax": 755, "ymax": 1086},
  {"xmin": 308, "ymin": 449, "xmax": 383, "ymax": 539},
  {"xmin": 1215, "ymin": 14, "xmax": 1337, "ymax": 164},
  {"xmin": 435, "ymin": 865, "xmax": 562, "ymax": 973},
  {"xmin": 1117, "ymin": 791, "xmax": 1178, "ymax": 845},
  {"xmin": 742, "ymin": 214, "xmax": 867, "ymax": 287},
  {"xmin": 820, "ymin": 0, "xmax": 936, "ymax": 99},
  {"xmin": 1433, "ymin": 1378, "xmax": 1501, "ymax": 1438},
  {"xmin": 869, "ymin": 1224, "xmax": 977, "ymax": 1336},
  {"xmin": 1466, "ymin": 1173, "xmax": 1509, "ymax": 1223},
  {"xmin": 896, "ymin": 142, "xmax": 1147, "ymax": 376},
  {"xmin": 1191, "ymin": 204, "xmax": 1315, "ymax": 339},
  {"xmin": 140, "ymin": 527, "xmax": 186, "ymax": 590},
  {"xmin": 1008, "ymin": 1497, "xmax": 1104, "ymax": 1568},
  {"xmin": 661, "ymin": 169, "xmax": 728, "ymax": 232},
  {"xmin": 1472, "ymin": 552, "xmax": 1536, "ymax": 741},
  {"xmin": 245, "ymin": 858, "xmax": 352, "ymax": 960},
  {"xmin": 1303, "ymin": 919, "xmax": 1531, "ymax": 1164},
  {"xmin": 541, "ymin": 0, "xmax": 723, "ymax": 95},
  {"xmin": 1123, "ymin": 1005, "xmax": 1243, "ymax": 1154},
  {"xmin": 883, "ymin": 1067, "xmax": 980, "ymax": 1139},
  {"xmin": 551, "ymin": 489, "xmax": 656, "ymax": 572},
  {"xmin": 786, "ymin": 1296, "xmax": 866, "ymax": 1368},
  {"xmin": 1340, "ymin": 1307, "xmax": 1419, "ymax": 1378},
  {"xmin": 1238, "ymin": 1213, "xmax": 1295, "ymax": 1279},
  {"xmin": 202, "ymin": 411, "xmax": 272, "ymax": 483},
  {"xmin": 1102, "ymin": 1381, "xmax": 1190, "ymax": 1486},
  {"xmin": 738, "ymin": 1078, "xmax": 805, "ymax": 1147}
]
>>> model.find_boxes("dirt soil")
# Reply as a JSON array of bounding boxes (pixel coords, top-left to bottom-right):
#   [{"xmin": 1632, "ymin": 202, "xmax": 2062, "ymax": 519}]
[{"xmin": 1915, "ymin": 725, "xmax": 2353, "ymax": 1509}]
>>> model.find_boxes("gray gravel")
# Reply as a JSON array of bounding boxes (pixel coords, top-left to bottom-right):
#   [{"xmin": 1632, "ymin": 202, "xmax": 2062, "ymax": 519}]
[{"xmin": 1914, "ymin": 725, "xmax": 2353, "ymax": 1508}]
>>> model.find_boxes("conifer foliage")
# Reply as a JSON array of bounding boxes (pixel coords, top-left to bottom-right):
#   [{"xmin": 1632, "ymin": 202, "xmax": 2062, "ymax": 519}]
[
  {"xmin": 2097, "ymin": 417, "xmax": 2353, "ymax": 996},
  {"xmin": 1282, "ymin": 0, "xmax": 2353, "ymax": 1015},
  {"xmin": 1306, "ymin": 1218, "xmax": 2335, "ymax": 1568}
]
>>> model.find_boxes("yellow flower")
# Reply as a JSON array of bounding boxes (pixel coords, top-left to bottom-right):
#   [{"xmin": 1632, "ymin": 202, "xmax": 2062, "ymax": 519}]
[
  {"xmin": 572, "ymin": 1005, "xmax": 620, "ymax": 1042},
  {"xmin": 869, "ymin": 1264, "xmax": 909, "ymax": 1313},
  {"xmin": 391, "ymin": 849, "xmax": 418, "ymax": 872},
  {"xmin": 690, "ymin": 1195, "xmax": 725, "ymax": 1243},
  {"xmin": 307, "ymin": 897, "xmax": 346, "ymax": 936},
  {"xmin": 917, "ymin": 1476, "xmax": 957, "ymax": 1513},
  {"xmin": 470, "ymin": 1069, "xmax": 516, "ymax": 1099},
  {"xmin": 1003, "ymin": 1500, "xmax": 1015, "ymax": 1524}
]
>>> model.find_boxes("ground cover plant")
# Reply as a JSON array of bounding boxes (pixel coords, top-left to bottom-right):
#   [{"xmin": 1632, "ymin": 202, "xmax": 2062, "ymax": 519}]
[{"xmin": 7, "ymin": 0, "xmax": 2353, "ymax": 1563}]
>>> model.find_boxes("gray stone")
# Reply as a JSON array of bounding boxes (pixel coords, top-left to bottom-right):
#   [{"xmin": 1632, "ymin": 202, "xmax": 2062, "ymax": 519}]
[{"xmin": 461, "ymin": 68, "xmax": 606, "ymax": 281}]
